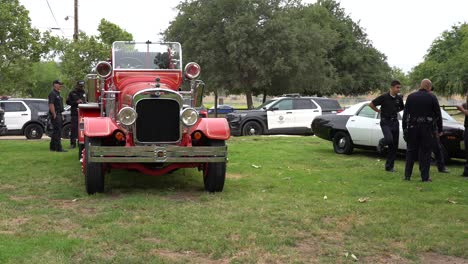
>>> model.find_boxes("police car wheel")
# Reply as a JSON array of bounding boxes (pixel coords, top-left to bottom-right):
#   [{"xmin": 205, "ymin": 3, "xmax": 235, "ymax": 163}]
[
  {"xmin": 84, "ymin": 137, "xmax": 105, "ymax": 194},
  {"xmin": 333, "ymin": 131, "xmax": 353, "ymax": 155},
  {"xmin": 62, "ymin": 123, "xmax": 71, "ymax": 139},
  {"xmin": 203, "ymin": 140, "xmax": 226, "ymax": 192},
  {"xmin": 24, "ymin": 123, "xmax": 44, "ymax": 140},
  {"xmin": 242, "ymin": 121, "xmax": 263, "ymax": 136}
]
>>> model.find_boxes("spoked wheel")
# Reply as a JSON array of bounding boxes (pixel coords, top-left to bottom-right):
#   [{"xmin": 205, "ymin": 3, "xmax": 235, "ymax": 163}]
[
  {"xmin": 203, "ymin": 140, "xmax": 226, "ymax": 192},
  {"xmin": 83, "ymin": 137, "xmax": 105, "ymax": 194},
  {"xmin": 242, "ymin": 121, "xmax": 263, "ymax": 136},
  {"xmin": 333, "ymin": 131, "xmax": 354, "ymax": 154}
]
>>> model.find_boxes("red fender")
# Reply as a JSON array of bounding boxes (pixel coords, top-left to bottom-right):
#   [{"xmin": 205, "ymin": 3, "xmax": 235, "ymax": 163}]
[
  {"xmin": 83, "ymin": 117, "xmax": 119, "ymax": 137},
  {"xmin": 194, "ymin": 118, "xmax": 231, "ymax": 140}
]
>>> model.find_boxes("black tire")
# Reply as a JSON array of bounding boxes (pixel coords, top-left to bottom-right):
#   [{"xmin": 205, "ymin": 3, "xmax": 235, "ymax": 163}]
[
  {"xmin": 333, "ymin": 131, "xmax": 354, "ymax": 154},
  {"xmin": 84, "ymin": 137, "xmax": 105, "ymax": 194},
  {"xmin": 203, "ymin": 140, "xmax": 226, "ymax": 192},
  {"xmin": 78, "ymin": 143, "xmax": 84, "ymax": 161},
  {"xmin": 62, "ymin": 123, "xmax": 71, "ymax": 139},
  {"xmin": 242, "ymin": 121, "xmax": 263, "ymax": 136},
  {"xmin": 24, "ymin": 123, "xmax": 44, "ymax": 139}
]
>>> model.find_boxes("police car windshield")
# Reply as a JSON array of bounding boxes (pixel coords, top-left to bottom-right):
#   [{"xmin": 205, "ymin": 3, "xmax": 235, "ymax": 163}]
[
  {"xmin": 113, "ymin": 42, "xmax": 181, "ymax": 70},
  {"xmin": 256, "ymin": 99, "xmax": 277, "ymax": 110}
]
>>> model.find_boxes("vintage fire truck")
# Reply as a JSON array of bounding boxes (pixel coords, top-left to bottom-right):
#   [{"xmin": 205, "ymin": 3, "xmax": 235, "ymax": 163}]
[{"xmin": 78, "ymin": 41, "xmax": 230, "ymax": 194}]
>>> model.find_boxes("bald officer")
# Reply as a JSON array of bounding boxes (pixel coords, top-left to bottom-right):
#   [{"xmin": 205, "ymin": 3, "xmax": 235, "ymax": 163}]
[{"xmin": 403, "ymin": 79, "xmax": 442, "ymax": 182}]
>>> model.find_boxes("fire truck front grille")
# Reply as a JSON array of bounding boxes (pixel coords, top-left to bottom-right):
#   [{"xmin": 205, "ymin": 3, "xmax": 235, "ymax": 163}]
[{"xmin": 135, "ymin": 99, "xmax": 180, "ymax": 143}]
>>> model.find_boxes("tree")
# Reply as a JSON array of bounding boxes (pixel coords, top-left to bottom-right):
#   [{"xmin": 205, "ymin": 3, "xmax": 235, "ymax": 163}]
[
  {"xmin": 59, "ymin": 19, "xmax": 133, "ymax": 85},
  {"xmin": 410, "ymin": 23, "xmax": 468, "ymax": 97},
  {"xmin": 165, "ymin": 0, "xmax": 391, "ymax": 108},
  {"xmin": 0, "ymin": 0, "xmax": 56, "ymax": 96}
]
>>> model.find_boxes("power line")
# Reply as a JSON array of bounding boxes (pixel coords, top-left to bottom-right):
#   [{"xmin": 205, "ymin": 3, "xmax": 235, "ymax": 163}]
[{"xmin": 44, "ymin": 0, "xmax": 65, "ymax": 36}]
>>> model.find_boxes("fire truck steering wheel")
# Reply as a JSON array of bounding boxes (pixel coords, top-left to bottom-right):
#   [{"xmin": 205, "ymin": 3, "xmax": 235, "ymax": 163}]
[{"xmin": 119, "ymin": 57, "xmax": 144, "ymax": 69}]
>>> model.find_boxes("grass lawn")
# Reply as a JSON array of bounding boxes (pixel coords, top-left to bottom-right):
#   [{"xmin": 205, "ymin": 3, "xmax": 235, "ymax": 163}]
[{"xmin": 0, "ymin": 136, "xmax": 466, "ymax": 263}]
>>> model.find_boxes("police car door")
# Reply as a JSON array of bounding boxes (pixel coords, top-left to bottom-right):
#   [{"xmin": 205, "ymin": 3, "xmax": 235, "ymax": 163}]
[
  {"xmin": 292, "ymin": 99, "xmax": 320, "ymax": 129},
  {"xmin": 267, "ymin": 99, "xmax": 294, "ymax": 130},
  {"xmin": 346, "ymin": 104, "xmax": 377, "ymax": 146},
  {"xmin": 0, "ymin": 101, "xmax": 30, "ymax": 130}
]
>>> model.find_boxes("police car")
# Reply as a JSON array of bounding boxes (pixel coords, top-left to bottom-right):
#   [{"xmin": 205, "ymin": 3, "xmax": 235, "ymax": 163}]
[
  {"xmin": 0, "ymin": 98, "xmax": 49, "ymax": 139},
  {"xmin": 312, "ymin": 101, "xmax": 465, "ymax": 161},
  {"xmin": 226, "ymin": 95, "xmax": 342, "ymax": 136}
]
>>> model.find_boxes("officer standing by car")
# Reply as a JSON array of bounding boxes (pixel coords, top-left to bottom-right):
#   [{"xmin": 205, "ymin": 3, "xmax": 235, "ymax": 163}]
[
  {"xmin": 48, "ymin": 80, "xmax": 67, "ymax": 152},
  {"xmin": 66, "ymin": 80, "xmax": 87, "ymax": 148},
  {"xmin": 403, "ymin": 79, "xmax": 442, "ymax": 182},
  {"xmin": 429, "ymin": 85, "xmax": 449, "ymax": 173},
  {"xmin": 369, "ymin": 80, "xmax": 404, "ymax": 172},
  {"xmin": 456, "ymin": 103, "xmax": 468, "ymax": 178}
]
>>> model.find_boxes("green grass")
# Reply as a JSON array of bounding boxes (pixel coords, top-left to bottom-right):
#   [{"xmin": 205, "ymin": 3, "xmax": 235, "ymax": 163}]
[{"xmin": 0, "ymin": 137, "xmax": 466, "ymax": 263}]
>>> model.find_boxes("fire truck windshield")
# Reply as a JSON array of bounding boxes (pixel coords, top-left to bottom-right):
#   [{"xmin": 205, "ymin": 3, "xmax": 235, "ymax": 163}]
[{"xmin": 113, "ymin": 41, "xmax": 182, "ymax": 70}]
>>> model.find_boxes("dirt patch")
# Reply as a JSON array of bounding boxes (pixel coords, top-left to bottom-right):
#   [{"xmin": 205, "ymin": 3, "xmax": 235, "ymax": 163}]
[
  {"xmin": 165, "ymin": 192, "xmax": 201, "ymax": 201},
  {"xmin": 420, "ymin": 252, "xmax": 468, "ymax": 264},
  {"xmin": 0, "ymin": 184, "xmax": 16, "ymax": 190},
  {"xmin": 9, "ymin": 195, "xmax": 38, "ymax": 201},
  {"xmin": 0, "ymin": 216, "xmax": 30, "ymax": 234},
  {"xmin": 50, "ymin": 199, "xmax": 98, "ymax": 215},
  {"xmin": 362, "ymin": 253, "xmax": 409, "ymax": 264},
  {"xmin": 151, "ymin": 249, "xmax": 227, "ymax": 264},
  {"xmin": 227, "ymin": 173, "xmax": 245, "ymax": 179},
  {"xmin": 295, "ymin": 238, "xmax": 321, "ymax": 263},
  {"xmin": 142, "ymin": 237, "xmax": 163, "ymax": 244}
]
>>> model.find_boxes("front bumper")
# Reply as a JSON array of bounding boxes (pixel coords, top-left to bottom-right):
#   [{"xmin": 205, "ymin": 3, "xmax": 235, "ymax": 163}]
[
  {"xmin": 89, "ymin": 145, "xmax": 227, "ymax": 163},
  {"xmin": 227, "ymin": 121, "xmax": 242, "ymax": 136},
  {"xmin": 0, "ymin": 125, "xmax": 7, "ymax": 136}
]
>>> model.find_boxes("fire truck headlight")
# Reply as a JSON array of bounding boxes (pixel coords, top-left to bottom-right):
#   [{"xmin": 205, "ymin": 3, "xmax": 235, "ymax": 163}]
[
  {"xmin": 181, "ymin": 108, "xmax": 199, "ymax": 127},
  {"xmin": 117, "ymin": 107, "xmax": 137, "ymax": 126}
]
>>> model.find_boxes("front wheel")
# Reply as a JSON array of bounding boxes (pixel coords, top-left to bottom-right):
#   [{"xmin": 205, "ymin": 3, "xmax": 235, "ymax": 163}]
[
  {"xmin": 24, "ymin": 123, "xmax": 44, "ymax": 139},
  {"xmin": 242, "ymin": 121, "xmax": 263, "ymax": 136},
  {"xmin": 62, "ymin": 123, "xmax": 71, "ymax": 139},
  {"xmin": 84, "ymin": 137, "xmax": 105, "ymax": 194},
  {"xmin": 203, "ymin": 140, "xmax": 226, "ymax": 192},
  {"xmin": 333, "ymin": 131, "xmax": 354, "ymax": 154}
]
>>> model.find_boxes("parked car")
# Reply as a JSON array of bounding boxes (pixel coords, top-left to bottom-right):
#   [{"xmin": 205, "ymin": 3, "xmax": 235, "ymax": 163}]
[
  {"xmin": 0, "ymin": 98, "xmax": 49, "ymax": 139},
  {"xmin": 226, "ymin": 95, "xmax": 342, "ymax": 136},
  {"xmin": 0, "ymin": 106, "xmax": 7, "ymax": 135},
  {"xmin": 208, "ymin": 105, "xmax": 235, "ymax": 115},
  {"xmin": 312, "ymin": 101, "xmax": 465, "ymax": 161}
]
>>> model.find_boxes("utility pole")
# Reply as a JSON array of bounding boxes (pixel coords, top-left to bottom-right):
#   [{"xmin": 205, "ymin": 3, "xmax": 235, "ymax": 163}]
[{"xmin": 73, "ymin": 0, "xmax": 78, "ymax": 41}]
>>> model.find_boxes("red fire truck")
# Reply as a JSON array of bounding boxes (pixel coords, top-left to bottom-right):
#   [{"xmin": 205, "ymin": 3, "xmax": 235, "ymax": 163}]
[{"xmin": 78, "ymin": 41, "xmax": 230, "ymax": 194}]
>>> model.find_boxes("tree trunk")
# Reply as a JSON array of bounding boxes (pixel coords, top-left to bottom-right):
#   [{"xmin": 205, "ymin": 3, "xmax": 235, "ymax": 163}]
[
  {"xmin": 214, "ymin": 90, "xmax": 218, "ymax": 118},
  {"xmin": 246, "ymin": 91, "xmax": 253, "ymax": 110},
  {"xmin": 262, "ymin": 90, "xmax": 267, "ymax": 103}
]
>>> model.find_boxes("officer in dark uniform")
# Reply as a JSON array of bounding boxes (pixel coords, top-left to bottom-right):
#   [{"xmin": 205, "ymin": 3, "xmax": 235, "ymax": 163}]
[
  {"xmin": 66, "ymin": 80, "xmax": 86, "ymax": 148},
  {"xmin": 48, "ymin": 80, "xmax": 67, "ymax": 152},
  {"xmin": 403, "ymin": 79, "xmax": 442, "ymax": 181},
  {"xmin": 429, "ymin": 85, "xmax": 449, "ymax": 173},
  {"xmin": 456, "ymin": 103, "xmax": 468, "ymax": 178},
  {"xmin": 369, "ymin": 80, "xmax": 404, "ymax": 172}
]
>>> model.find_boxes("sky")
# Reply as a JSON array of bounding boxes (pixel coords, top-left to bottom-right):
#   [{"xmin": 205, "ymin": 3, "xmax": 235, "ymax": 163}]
[{"xmin": 20, "ymin": 0, "xmax": 468, "ymax": 73}]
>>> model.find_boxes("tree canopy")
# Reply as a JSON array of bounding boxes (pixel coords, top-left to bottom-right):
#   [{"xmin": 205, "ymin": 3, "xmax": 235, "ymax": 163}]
[
  {"xmin": 165, "ymin": 0, "xmax": 391, "ymax": 107},
  {"xmin": 410, "ymin": 23, "xmax": 468, "ymax": 96},
  {"xmin": 0, "ymin": 0, "xmax": 57, "ymax": 96}
]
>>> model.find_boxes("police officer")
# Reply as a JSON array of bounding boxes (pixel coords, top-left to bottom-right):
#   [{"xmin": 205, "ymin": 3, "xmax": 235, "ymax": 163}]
[
  {"xmin": 66, "ymin": 80, "xmax": 86, "ymax": 148},
  {"xmin": 403, "ymin": 79, "xmax": 442, "ymax": 181},
  {"xmin": 369, "ymin": 80, "xmax": 404, "ymax": 172},
  {"xmin": 48, "ymin": 80, "xmax": 67, "ymax": 152},
  {"xmin": 456, "ymin": 103, "xmax": 468, "ymax": 178}
]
